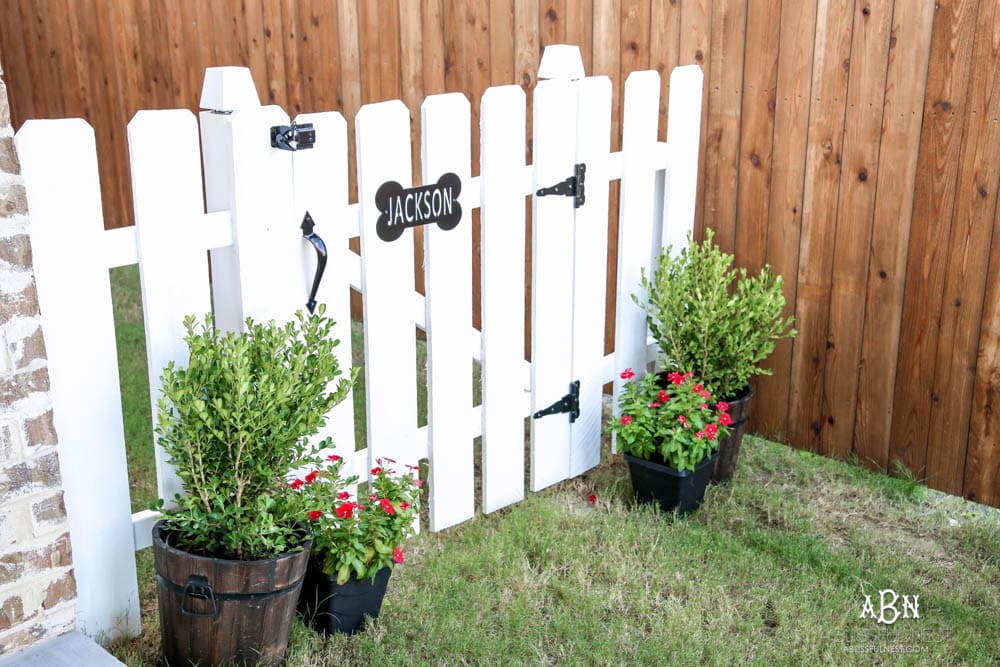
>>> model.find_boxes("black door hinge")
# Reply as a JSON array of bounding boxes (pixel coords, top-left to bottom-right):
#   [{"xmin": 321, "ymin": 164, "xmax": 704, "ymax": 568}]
[
  {"xmin": 533, "ymin": 380, "xmax": 580, "ymax": 423},
  {"xmin": 270, "ymin": 121, "xmax": 316, "ymax": 151},
  {"xmin": 536, "ymin": 163, "xmax": 586, "ymax": 208}
]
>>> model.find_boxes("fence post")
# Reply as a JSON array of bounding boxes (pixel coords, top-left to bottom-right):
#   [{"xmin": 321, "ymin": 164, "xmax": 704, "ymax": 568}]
[
  {"xmin": 16, "ymin": 120, "xmax": 140, "ymax": 639},
  {"xmin": 662, "ymin": 65, "xmax": 704, "ymax": 254}
]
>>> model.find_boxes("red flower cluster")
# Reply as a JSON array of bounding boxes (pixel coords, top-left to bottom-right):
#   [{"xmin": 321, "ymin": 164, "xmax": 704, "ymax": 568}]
[
  {"xmin": 380, "ymin": 498, "xmax": 396, "ymax": 515},
  {"xmin": 620, "ymin": 368, "xmax": 636, "ymax": 380},
  {"xmin": 393, "ymin": 547, "xmax": 405, "ymax": 563},
  {"xmin": 305, "ymin": 470, "xmax": 319, "ymax": 484},
  {"xmin": 335, "ymin": 502, "xmax": 355, "ymax": 519},
  {"xmin": 308, "ymin": 509, "xmax": 323, "ymax": 521},
  {"xmin": 290, "ymin": 479, "xmax": 304, "ymax": 490}
]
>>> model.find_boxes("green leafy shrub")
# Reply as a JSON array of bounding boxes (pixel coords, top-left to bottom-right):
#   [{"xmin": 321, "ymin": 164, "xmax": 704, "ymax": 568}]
[
  {"xmin": 609, "ymin": 369, "xmax": 730, "ymax": 471},
  {"xmin": 284, "ymin": 455, "xmax": 420, "ymax": 583},
  {"xmin": 153, "ymin": 307, "xmax": 356, "ymax": 560},
  {"xmin": 637, "ymin": 230, "xmax": 796, "ymax": 399}
]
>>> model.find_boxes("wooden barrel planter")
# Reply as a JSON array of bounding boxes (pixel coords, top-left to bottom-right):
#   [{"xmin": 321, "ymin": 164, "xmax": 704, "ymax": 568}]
[
  {"xmin": 712, "ymin": 384, "xmax": 754, "ymax": 484},
  {"xmin": 152, "ymin": 521, "xmax": 312, "ymax": 667}
]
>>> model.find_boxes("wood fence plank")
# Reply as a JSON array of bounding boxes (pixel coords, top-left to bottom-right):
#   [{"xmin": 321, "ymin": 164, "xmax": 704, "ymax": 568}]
[
  {"xmin": 966, "ymin": 213, "xmax": 1000, "ymax": 506},
  {"xmin": 481, "ymin": 84, "xmax": 528, "ymax": 513},
  {"xmin": 337, "ymin": 0, "xmax": 362, "ymax": 203},
  {"xmin": 489, "ymin": 0, "xmax": 517, "ymax": 85},
  {"xmin": 357, "ymin": 0, "xmax": 382, "ymax": 102},
  {"xmin": 650, "ymin": 0, "xmax": 681, "ymax": 141},
  {"xmin": 127, "ymin": 110, "xmax": 212, "ymax": 507},
  {"xmin": 927, "ymin": 0, "xmax": 1000, "ymax": 495},
  {"xmin": 752, "ymin": 0, "xmax": 818, "ymax": 439},
  {"xmin": 355, "ymin": 100, "xmax": 420, "ymax": 468},
  {"xmin": 423, "ymin": 93, "xmax": 474, "ymax": 530},
  {"xmin": 703, "ymin": 0, "xmax": 747, "ymax": 253},
  {"xmin": 786, "ymin": 0, "xmax": 854, "ymax": 451},
  {"xmin": 244, "ymin": 0, "xmax": 270, "ymax": 103},
  {"xmin": 565, "ymin": 0, "xmax": 593, "ymax": 72},
  {"xmin": 280, "ymin": 0, "xmax": 304, "ymax": 114},
  {"xmin": 531, "ymin": 77, "xmax": 577, "ymax": 490},
  {"xmin": 571, "ymin": 75, "xmax": 613, "ymax": 477},
  {"xmin": 540, "ymin": 0, "xmax": 567, "ymax": 46},
  {"xmin": 291, "ymin": 111, "xmax": 357, "ymax": 455},
  {"xmin": 423, "ymin": 0, "xmax": 447, "ymax": 95},
  {"xmin": 679, "ymin": 0, "xmax": 712, "ymax": 239},
  {"xmin": 613, "ymin": 70, "xmax": 660, "ymax": 443},
  {"xmin": 820, "ymin": 0, "xmax": 893, "ymax": 459},
  {"xmin": 733, "ymin": 0, "xmax": 781, "ymax": 274},
  {"xmin": 17, "ymin": 118, "xmax": 140, "ymax": 639},
  {"xmin": 853, "ymin": 0, "xmax": 935, "ymax": 469},
  {"xmin": 889, "ymin": 0, "xmax": 979, "ymax": 478},
  {"xmin": 261, "ymin": 0, "xmax": 288, "ymax": 105}
]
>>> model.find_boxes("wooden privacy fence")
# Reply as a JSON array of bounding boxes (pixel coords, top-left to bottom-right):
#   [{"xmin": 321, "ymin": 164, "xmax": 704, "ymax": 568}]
[{"xmin": 14, "ymin": 55, "xmax": 703, "ymax": 640}]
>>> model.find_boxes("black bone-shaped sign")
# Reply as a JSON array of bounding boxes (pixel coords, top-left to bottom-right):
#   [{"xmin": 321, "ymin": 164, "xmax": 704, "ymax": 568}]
[{"xmin": 375, "ymin": 172, "xmax": 462, "ymax": 242}]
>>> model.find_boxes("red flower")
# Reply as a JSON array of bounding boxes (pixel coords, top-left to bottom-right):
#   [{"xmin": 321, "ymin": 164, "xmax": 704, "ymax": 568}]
[
  {"xmin": 683, "ymin": 372, "xmax": 694, "ymax": 380},
  {"xmin": 700, "ymin": 390, "xmax": 712, "ymax": 399},
  {"xmin": 693, "ymin": 384, "xmax": 703, "ymax": 393},
  {"xmin": 668, "ymin": 372, "xmax": 683, "ymax": 386},
  {"xmin": 719, "ymin": 413, "xmax": 733, "ymax": 426},
  {"xmin": 371, "ymin": 467, "xmax": 382, "ymax": 476},
  {"xmin": 620, "ymin": 368, "xmax": 636, "ymax": 380},
  {"xmin": 406, "ymin": 464, "xmax": 419, "ymax": 471},
  {"xmin": 370, "ymin": 493, "xmax": 378, "ymax": 502},
  {"xmin": 621, "ymin": 415, "xmax": 633, "ymax": 426},
  {"xmin": 677, "ymin": 415, "xmax": 686, "ymax": 424},
  {"xmin": 684, "ymin": 422, "xmax": 691, "ymax": 429},
  {"xmin": 416, "ymin": 479, "xmax": 424, "ymax": 488},
  {"xmin": 649, "ymin": 402, "xmax": 662, "ymax": 409},
  {"xmin": 326, "ymin": 454, "xmax": 341, "ymax": 461},
  {"xmin": 383, "ymin": 457, "xmax": 397, "ymax": 464},
  {"xmin": 716, "ymin": 401, "xmax": 729, "ymax": 412},
  {"xmin": 588, "ymin": 494, "xmax": 596, "ymax": 504},
  {"xmin": 658, "ymin": 390, "xmax": 669, "ymax": 402},
  {"xmin": 699, "ymin": 403, "xmax": 708, "ymax": 410},
  {"xmin": 400, "ymin": 501, "xmax": 410, "ymax": 510},
  {"xmin": 305, "ymin": 470, "xmax": 319, "ymax": 484},
  {"xmin": 393, "ymin": 547, "xmax": 404, "ymax": 564},
  {"xmin": 335, "ymin": 503, "xmax": 354, "ymax": 519},
  {"xmin": 380, "ymin": 498, "xmax": 396, "ymax": 515},
  {"xmin": 290, "ymin": 479, "xmax": 304, "ymax": 490},
  {"xmin": 705, "ymin": 423, "xmax": 719, "ymax": 440},
  {"xmin": 696, "ymin": 430, "xmax": 706, "ymax": 439},
  {"xmin": 337, "ymin": 491, "xmax": 350, "ymax": 500},
  {"xmin": 308, "ymin": 510, "xmax": 323, "ymax": 521}
]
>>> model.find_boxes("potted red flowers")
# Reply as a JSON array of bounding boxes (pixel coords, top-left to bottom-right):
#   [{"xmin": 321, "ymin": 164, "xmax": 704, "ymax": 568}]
[
  {"xmin": 286, "ymin": 455, "xmax": 420, "ymax": 635},
  {"xmin": 610, "ymin": 368, "xmax": 730, "ymax": 514}
]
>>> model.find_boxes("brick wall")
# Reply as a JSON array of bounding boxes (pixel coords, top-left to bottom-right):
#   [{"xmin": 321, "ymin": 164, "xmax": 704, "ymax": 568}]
[{"xmin": 0, "ymin": 61, "xmax": 76, "ymax": 655}]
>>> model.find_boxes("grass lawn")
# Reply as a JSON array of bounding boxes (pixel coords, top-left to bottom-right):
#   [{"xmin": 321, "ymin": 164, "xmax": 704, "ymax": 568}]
[{"xmin": 107, "ymin": 266, "xmax": 999, "ymax": 666}]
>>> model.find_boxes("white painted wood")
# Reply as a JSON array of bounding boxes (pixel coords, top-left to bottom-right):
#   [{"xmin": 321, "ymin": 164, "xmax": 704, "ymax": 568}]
[
  {"xmin": 16, "ymin": 119, "xmax": 140, "ymax": 639},
  {"xmin": 569, "ymin": 76, "xmax": 612, "ymax": 477},
  {"xmin": 200, "ymin": 110, "xmax": 244, "ymax": 332},
  {"xmin": 530, "ymin": 78, "xmax": 578, "ymax": 491},
  {"xmin": 131, "ymin": 509, "xmax": 160, "ymax": 551},
  {"xmin": 422, "ymin": 93, "xmax": 474, "ymax": 530},
  {"xmin": 538, "ymin": 44, "xmax": 585, "ymax": 80},
  {"xmin": 102, "ymin": 212, "xmax": 233, "ymax": 270},
  {"xmin": 355, "ymin": 100, "xmax": 419, "ymax": 470},
  {"xmin": 226, "ymin": 106, "xmax": 301, "ymax": 325},
  {"xmin": 663, "ymin": 65, "xmax": 704, "ymax": 256},
  {"xmin": 480, "ymin": 84, "xmax": 528, "ymax": 513},
  {"xmin": 199, "ymin": 66, "xmax": 261, "ymax": 112},
  {"xmin": 613, "ymin": 70, "xmax": 662, "ymax": 449},
  {"xmin": 128, "ymin": 110, "xmax": 214, "ymax": 506},
  {"xmin": 290, "ymin": 111, "xmax": 357, "ymax": 457},
  {"xmin": 0, "ymin": 630, "xmax": 125, "ymax": 666}
]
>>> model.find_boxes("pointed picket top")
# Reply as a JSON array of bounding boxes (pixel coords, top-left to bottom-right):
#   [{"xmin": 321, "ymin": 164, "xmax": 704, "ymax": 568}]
[
  {"xmin": 199, "ymin": 66, "xmax": 260, "ymax": 112},
  {"xmin": 538, "ymin": 44, "xmax": 585, "ymax": 81}
]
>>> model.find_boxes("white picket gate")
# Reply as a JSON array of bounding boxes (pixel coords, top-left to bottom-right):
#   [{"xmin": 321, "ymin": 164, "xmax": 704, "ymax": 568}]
[{"xmin": 13, "ymin": 48, "xmax": 702, "ymax": 641}]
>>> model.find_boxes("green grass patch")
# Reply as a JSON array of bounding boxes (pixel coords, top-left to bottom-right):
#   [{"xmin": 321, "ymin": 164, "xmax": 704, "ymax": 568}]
[{"xmin": 107, "ymin": 268, "xmax": 999, "ymax": 666}]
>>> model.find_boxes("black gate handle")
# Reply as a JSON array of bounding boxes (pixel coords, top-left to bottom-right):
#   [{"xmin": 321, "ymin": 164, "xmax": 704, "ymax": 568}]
[
  {"xmin": 181, "ymin": 575, "xmax": 219, "ymax": 618},
  {"xmin": 301, "ymin": 211, "xmax": 328, "ymax": 314}
]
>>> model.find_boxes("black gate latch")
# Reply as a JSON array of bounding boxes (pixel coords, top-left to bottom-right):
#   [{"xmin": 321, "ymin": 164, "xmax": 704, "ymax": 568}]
[
  {"xmin": 270, "ymin": 121, "xmax": 315, "ymax": 151},
  {"xmin": 533, "ymin": 380, "xmax": 580, "ymax": 423},
  {"xmin": 301, "ymin": 211, "xmax": 327, "ymax": 314},
  {"xmin": 536, "ymin": 163, "xmax": 586, "ymax": 208}
]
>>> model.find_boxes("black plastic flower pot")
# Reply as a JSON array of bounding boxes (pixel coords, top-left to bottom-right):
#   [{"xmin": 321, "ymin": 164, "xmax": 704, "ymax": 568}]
[
  {"xmin": 297, "ymin": 559, "xmax": 393, "ymax": 635},
  {"xmin": 623, "ymin": 450, "xmax": 719, "ymax": 516},
  {"xmin": 712, "ymin": 383, "xmax": 754, "ymax": 484}
]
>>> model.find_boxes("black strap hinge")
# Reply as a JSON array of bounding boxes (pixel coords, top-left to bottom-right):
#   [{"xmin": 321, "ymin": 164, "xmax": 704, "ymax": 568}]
[
  {"xmin": 270, "ymin": 121, "xmax": 316, "ymax": 151},
  {"xmin": 533, "ymin": 380, "xmax": 580, "ymax": 423},
  {"xmin": 536, "ymin": 163, "xmax": 586, "ymax": 208}
]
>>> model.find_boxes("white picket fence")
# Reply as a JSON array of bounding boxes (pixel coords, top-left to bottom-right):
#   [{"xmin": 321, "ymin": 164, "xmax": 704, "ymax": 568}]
[{"xmin": 14, "ymin": 48, "xmax": 702, "ymax": 641}]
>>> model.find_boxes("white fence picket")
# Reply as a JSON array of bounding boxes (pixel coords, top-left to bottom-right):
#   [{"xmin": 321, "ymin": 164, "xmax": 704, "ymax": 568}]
[
  {"xmin": 16, "ymin": 119, "xmax": 140, "ymax": 640},
  {"xmin": 355, "ymin": 101, "xmax": 420, "ymax": 470},
  {"xmin": 127, "ymin": 110, "xmax": 213, "ymax": 506},
  {"xmin": 290, "ymin": 111, "xmax": 357, "ymax": 457},
  {"xmin": 421, "ymin": 93, "xmax": 475, "ymax": 530},
  {"xmin": 663, "ymin": 65, "xmax": 704, "ymax": 255},
  {"xmin": 613, "ymin": 71, "xmax": 662, "ymax": 439},
  {"xmin": 570, "ymin": 76, "xmax": 613, "ymax": 477},
  {"xmin": 530, "ymin": 79, "xmax": 578, "ymax": 491},
  {"xmin": 480, "ymin": 85, "xmax": 528, "ymax": 513}
]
